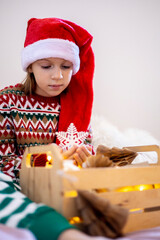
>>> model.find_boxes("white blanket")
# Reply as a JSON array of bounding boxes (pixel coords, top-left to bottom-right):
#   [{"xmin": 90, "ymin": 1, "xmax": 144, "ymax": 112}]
[{"xmin": 91, "ymin": 115, "xmax": 160, "ymax": 164}]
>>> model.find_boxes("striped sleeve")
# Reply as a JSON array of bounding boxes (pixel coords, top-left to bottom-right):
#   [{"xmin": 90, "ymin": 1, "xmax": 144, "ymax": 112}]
[{"xmin": 0, "ymin": 172, "xmax": 75, "ymax": 240}]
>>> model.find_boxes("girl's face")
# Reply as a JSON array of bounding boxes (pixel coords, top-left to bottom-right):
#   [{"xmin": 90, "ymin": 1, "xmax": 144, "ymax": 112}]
[{"xmin": 29, "ymin": 57, "xmax": 73, "ymax": 97}]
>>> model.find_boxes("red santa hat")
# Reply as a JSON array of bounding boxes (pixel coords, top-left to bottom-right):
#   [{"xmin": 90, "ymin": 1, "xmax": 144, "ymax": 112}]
[{"xmin": 22, "ymin": 18, "xmax": 94, "ymax": 133}]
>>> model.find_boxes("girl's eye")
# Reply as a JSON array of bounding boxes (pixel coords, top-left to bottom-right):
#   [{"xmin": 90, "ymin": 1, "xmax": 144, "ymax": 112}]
[
  {"xmin": 41, "ymin": 65, "xmax": 51, "ymax": 69},
  {"xmin": 62, "ymin": 65, "xmax": 72, "ymax": 69}
]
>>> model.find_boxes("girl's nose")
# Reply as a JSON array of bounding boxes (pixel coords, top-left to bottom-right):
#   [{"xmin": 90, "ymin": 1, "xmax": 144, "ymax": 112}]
[{"xmin": 51, "ymin": 67, "xmax": 63, "ymax": 80}]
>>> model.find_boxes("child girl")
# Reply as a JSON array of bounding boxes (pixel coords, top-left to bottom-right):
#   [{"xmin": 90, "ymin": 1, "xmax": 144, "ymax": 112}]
[
  {"xmin": 0, "ymin": 17, "xmax": 107, "ymax": 240},
  {"xmin": 0, "ymin": 17, "xmax": 94, "ymax": 182}
]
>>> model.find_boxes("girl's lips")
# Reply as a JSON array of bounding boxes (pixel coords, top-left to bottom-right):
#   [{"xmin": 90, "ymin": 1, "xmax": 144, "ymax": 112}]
[
  {"xmin": 49, "ymin": 84, "xmax": 62, "ymax": 87},
  {"xmin": 48, "ymin": 84, "xmax": 63, "ymax": 90}
]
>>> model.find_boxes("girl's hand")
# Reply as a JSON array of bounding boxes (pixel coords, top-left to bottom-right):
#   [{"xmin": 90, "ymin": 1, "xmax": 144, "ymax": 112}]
[
  {"xmin": 62, "ymin": 145, "xmax": 78, "ymax": 160},
  {"xmin": 62, "ymin": 145, "xmax": 92, "ymax": 166},
  {"xmin": 73, "ymin": 145, "xmax": 92, "ymax": 166}
]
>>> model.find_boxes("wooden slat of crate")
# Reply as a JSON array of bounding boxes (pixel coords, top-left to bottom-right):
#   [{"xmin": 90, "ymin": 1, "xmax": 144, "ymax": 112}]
[
  {"xmin": 98, "ymin": 188, "xmax": 160, "ymax": 209},
  {"xmin": 27, "ymin": 167, "xmax": 63, "ymax": 213},
  {"xmin": 27, "ymin": 167, "xmax": 35, "ymax": 200},
  {"xmin": 20, "ymin": 148, "xmax": 30, "ymax": 196},
  {"xmin": 62, "ymin": 195, "xmax": 160, "ymax": 234},
  {"xmin": 124, "ymin": 211, "xmax": 160, "ymax": 233},
  {"xmin": 61, "ymin": 188, "xmax": 160, "ymax": 219},
  {"xmin": 34, "ymin": 168, "xmax": 51, "ymax": 205},
  {"xmin": 48, "ymin": 168, "xmax": 63, "ymax": 214},
  {"xmin": 63, "ymin": 165, "xmax": 160, "ymax": 190},
  {"xmin": 20, "ymin": 165, "xmax": 30, "ymax": 196}
]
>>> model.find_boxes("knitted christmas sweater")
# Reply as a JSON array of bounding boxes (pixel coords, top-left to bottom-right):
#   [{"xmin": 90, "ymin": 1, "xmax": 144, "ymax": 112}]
[{"xmin": 0, "ymin": 84, "xmax": 92, "ymax": 183}]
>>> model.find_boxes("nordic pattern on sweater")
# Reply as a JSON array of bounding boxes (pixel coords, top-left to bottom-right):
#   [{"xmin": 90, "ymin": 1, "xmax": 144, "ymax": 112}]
[{"xmin": 0, "ymin": 84, "xmax": 60, "ymax": 182}]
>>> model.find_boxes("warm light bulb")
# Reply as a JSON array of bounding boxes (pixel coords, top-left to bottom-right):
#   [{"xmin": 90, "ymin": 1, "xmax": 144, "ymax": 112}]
[
  {"xmin": 116, "ymin": 184, "xmax": 154, "ymax": 192},
  {"xmin": 47, "ymin": 155, "xmax": 52, "ymax": 162},
  {"xmin": 69, "ymin": 216, "xmax": 82, "ymax": 224},
  {"xmin": 154, "ymin": 184, "xmax": 160, "ymax": 189},
  {"xmin": 134, "ymin": 184, "xmax": 154, "ymax": 191},
  {"xmin": 139, "ymin": 185, "xmax": 145, "ymax": 191},
  {"xmin": 64, "ymin": 191, "xmax": 77, "ymax": 198},
  {"xmin": 45, "ymin": 154, "xmax": 53, "ymax": 168},
  {"xmin": 116, "ymin": 186, "xmax": 135, "ymax": 192}
]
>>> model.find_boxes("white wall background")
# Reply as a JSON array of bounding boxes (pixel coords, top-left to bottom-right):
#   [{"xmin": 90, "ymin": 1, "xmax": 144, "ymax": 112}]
[{"xmin": 1, "ymin": 0, "xmax": 160, "ymax": 139}]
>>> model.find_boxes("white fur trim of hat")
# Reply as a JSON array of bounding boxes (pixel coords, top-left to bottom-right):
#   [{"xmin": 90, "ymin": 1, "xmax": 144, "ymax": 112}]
[{"xmin": 21, "ymin": 38, "xmax": 80, "ymax": 75}]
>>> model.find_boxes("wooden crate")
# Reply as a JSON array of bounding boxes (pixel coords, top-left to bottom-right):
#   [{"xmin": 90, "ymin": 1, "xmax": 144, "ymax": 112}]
[{"xmin": 20, "ymin": 144, "xmax": 160, "ymax": 233}]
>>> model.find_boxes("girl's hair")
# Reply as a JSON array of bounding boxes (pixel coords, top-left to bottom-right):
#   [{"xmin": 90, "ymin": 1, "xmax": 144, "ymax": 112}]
[{"xmin": 21, "ymin": 71, "xmax": 36, "ymax": 95}]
